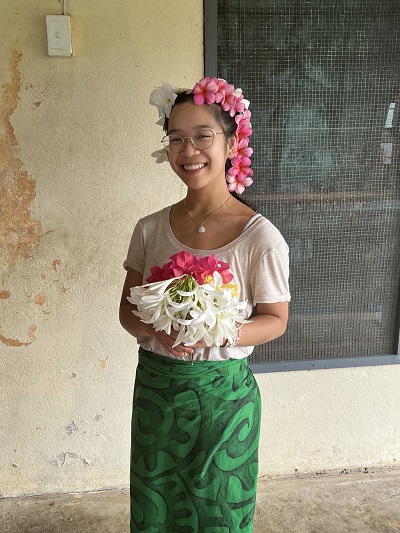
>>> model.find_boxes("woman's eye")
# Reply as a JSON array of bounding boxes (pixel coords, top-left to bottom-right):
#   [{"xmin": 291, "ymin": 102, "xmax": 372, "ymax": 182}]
[
  {"xmin": 195, "ymin": 132, "xmax": 213, "ymax": 140},
  {"xmin": 169, "ymin": 136, "xmax": 183, "ymax": 143}
]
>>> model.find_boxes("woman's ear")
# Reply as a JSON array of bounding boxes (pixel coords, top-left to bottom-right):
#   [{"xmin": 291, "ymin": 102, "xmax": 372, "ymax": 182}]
[{"xmin": 227, "ymin": 133, "xmax": 238, "ymax": 158}]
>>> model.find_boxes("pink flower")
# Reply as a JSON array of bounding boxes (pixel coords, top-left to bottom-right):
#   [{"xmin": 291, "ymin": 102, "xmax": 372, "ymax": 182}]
[
  {"xmin": 220, "ymin": 84, "xmax": 236, "ymax": 113},
  {"xmin": 236, "ymin": 119, "xmax": 253, "ymax": 140},
  {"xmin": 146, "ymin": 262, "xmax": 174, "ymax": 283},
  {"xmin": 219, "ymin": 85, "xmax": 245, "ymax": 116},
  {"xmin": 230, "ymin": 97, "xmax": 245, "ymax": 116},
  {"xmin": 210, "ymin": 77, "xmax": 228, "ymax": 104},
  {"xmin": 192, "ymin": 77, "xmax": 218, "ymax": 106},
  {"xmin": 146, "ymin": 250, "xmax": 236, "ymax": 284},
  {"xmin": 192, "ymin": 254, "xmax": 234, "ymax": 284},
  {"xmin": 234, "ymin": 138, "xmax": 253, "ymax": 159},
  {"xmin": 235, "ymin": 109, "xmax": 251, "ymax": 126},
  {"xmin": 226, "ymin": 156, "xmax": 253, "ymax": 194},
  {"xmin": 168, "ymin": 250, "xmax": 195, "ymax": 277}
]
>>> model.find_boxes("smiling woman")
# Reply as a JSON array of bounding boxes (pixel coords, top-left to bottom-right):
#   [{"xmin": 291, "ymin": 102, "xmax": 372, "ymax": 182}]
[{"xmin": 119, "ymin": 77, "xmax": 291, "ymax": 532}]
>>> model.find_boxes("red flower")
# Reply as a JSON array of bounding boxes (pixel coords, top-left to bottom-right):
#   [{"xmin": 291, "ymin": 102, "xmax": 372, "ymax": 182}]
[
  {"xmin": 145, "ymin": 251, "xmax": 234, "ymax": 285},
  {"xmin": 192, "ymin": 254, "xmax": 233, "ymax": 284},
  {"xmin": 168, "ymin": 250, "xmax": 195, "ymax": 277},
  {"xmin": 146, "ymin": 262, "xmax": 174, "ymax": 283}
]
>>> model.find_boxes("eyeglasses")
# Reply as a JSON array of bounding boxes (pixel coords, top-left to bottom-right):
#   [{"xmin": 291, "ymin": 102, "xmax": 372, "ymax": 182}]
[{"xmin": 161, "ymin": 129, "xmax": 225, "ymax": 153}]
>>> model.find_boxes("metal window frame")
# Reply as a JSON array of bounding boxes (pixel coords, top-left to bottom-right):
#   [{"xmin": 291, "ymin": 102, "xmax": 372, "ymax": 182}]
[{"xmin": 203, "ymin": 0, "xmax": 400, "ymax": 373}]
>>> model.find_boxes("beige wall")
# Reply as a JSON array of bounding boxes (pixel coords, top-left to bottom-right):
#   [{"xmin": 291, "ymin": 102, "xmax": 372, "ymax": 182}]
[{"xmin": 1, "ymin": 0, "xmax": 399, "ymax": 498}]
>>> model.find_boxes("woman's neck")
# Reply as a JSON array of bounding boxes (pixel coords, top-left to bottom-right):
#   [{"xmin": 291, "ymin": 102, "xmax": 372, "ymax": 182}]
[{"xmin": 184, "ymin": 186, "xmax": 232, "ymax": 215}]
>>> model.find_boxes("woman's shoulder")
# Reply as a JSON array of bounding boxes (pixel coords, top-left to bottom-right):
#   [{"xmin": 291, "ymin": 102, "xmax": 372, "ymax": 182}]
[
  {"xmin": 137, "ymin": 206, "xmax": 170, "ymax": 228},
  {"xmin": 245, "ymin": 215, "xmax": 288, "ymax": 251}
]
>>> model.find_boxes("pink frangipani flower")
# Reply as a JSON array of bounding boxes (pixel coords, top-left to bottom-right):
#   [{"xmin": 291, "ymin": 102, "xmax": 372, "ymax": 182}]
[
  {"xmin": 230, "ymin": 98, "xmax": 245, "ymax": 116},
  {"xmin": 226, "ymin": 156, "xmax": 254, "ymax": 194},
  {"xmin": 234, "ymin": 138, "xmax": 253, "ymax": 159},
  {"xmin": 236, "ymin": 120, "xmax": 253, "ymax": 140},
  {"xmin": 220, "ymin": 84, "xmax": 236, "ymax": 112},
  {"xmin": 210, "ymin": 77, "xmax": 228, "ymax": 104},
  {"xmin": 226, "ymin": 174, "xmax": 254, "ymax": 194},
  {"xmin": 192, "ymin": 77, "xmax": 218, "ymax": 106},
  {"xmin": 235, "ymin": 109, "xmax": 251, "ymax": 125}
]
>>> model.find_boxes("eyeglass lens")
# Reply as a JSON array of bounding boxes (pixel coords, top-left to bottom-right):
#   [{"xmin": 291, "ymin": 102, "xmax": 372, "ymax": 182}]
[{"xmin": 162, "ymin": 129, "xmax": 216, "ymax": 152}]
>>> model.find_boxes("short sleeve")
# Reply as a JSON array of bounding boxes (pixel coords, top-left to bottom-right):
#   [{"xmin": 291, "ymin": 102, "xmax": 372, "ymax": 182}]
[
  {"xmin": 251, "ymin": 241, "xmax": 291, "ymax": 304},
  {"xmin": 123, "ymin": 221, "xmax": 145, "ymax": 273}
]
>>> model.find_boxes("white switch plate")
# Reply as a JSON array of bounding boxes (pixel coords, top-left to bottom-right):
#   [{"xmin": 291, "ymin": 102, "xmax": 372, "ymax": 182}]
[{"xmin": 45, "ymin": 15, "xmax": 73, "ymax": 57}]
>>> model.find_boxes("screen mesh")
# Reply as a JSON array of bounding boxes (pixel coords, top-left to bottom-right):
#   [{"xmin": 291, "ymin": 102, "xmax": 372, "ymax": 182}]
[{"xmin": 217, "ymin": 0, "xmax": 400, "ymax": 362}]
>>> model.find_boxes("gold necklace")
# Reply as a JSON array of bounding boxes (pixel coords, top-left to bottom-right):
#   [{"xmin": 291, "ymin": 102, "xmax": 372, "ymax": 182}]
[{"xmin": 183, "ymin": 196, "xmax": 231, "ymax": 233}]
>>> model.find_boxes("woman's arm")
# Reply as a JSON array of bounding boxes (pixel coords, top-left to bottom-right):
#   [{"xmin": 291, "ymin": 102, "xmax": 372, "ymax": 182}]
[
  {"xmin": 234, "ymin": 301, "xmax": 289, "ymax": 346},
  {"xmin": 119, "ymin": 268, "xmax": 149, "ymax": 338},
  {"xmin": 187, "ymin": 301, "xmax": 289, "ymax": 349}
]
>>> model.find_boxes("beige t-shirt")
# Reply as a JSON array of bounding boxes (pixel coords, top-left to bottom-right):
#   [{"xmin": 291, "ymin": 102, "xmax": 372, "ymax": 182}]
[{"xmin": 123, "ymin": 206, "xmax": 290, "ymax": 361}]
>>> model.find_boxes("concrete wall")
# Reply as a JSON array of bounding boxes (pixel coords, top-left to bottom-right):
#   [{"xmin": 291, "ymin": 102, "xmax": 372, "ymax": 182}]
[{"xmin": 1, "ymin": 0, "xmax": 399, "ymax": 498}]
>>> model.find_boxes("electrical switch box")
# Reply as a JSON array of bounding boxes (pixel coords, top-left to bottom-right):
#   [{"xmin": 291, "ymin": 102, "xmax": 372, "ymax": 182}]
[{"xmin": 45, "ymin": 15, "xmax": 73, "ymax": 57}]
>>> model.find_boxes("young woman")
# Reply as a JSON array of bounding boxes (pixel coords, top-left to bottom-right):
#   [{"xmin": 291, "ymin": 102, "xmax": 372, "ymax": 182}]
[{"xmin": 120, "ymin": 77, "xmax": 290, "ymax": 532}]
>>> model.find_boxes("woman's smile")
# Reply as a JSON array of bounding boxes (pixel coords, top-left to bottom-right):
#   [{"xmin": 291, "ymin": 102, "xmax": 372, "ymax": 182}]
[{"xmin": 182, "ymin": 163, "xmax": 206, "ymax": 171}]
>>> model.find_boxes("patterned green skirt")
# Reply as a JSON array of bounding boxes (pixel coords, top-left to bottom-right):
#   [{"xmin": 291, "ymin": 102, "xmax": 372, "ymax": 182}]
[{"xmin": 130, "ymin": 347, "xmax": 261, "ymax": 533}]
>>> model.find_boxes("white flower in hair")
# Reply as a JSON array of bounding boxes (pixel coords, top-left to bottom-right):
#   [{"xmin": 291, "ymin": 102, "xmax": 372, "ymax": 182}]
[
  {"xmin": 149, "ymin": 82, "xmax": 178, "ymax": 121},
  {"xmin": 151, "ymin": 148, "xmax": 169, "ymax": 163}
]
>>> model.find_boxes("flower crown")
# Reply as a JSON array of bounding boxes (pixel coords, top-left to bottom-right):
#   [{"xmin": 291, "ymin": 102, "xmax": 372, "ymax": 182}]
[{"xmin": 149, "ymin": 77, "xmax": 253, "ymax": 194}]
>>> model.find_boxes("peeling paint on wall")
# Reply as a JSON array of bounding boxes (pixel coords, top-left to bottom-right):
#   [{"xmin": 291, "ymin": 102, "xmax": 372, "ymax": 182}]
[
  {"xmin": 51, "ymin": 259, "xmax": 62, "ymax": 271},
  {"xmin": 0, "ymin": 49, "xmax": 42, "ymax": 267},
  {"xmin": 0, "ymin": 290, "xmax": 11, "ymax": 299},
  {"xmin": 65, "ymin": 421, "xmax": 79, "ymax": 435},
  {"xmin": 0, "ymin": 324, "xmax": 36, "ymax": 347},
  {"xmin": 34, "ymin": 292, "xmax": 50, "ymax": 314},
  {"xmin": 34, "ymin": 292, "xmax": 46, "ymax": 306},
  {"xmin": 99, "ymin": 355, "xmax": 109, "ymax": 369},
  {"xmin": 49, "ymin": 452, "xmax": 93, "ymax": 467}
]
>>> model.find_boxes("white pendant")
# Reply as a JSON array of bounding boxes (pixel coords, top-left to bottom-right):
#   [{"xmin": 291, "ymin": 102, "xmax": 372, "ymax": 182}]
[{"xmin": 198, "ymin": 226, "xmax": 206, "ymax": 233}]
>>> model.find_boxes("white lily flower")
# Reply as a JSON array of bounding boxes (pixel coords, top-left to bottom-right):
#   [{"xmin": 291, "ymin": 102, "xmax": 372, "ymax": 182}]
[{"xmin": 128, "ymin": 273, "xmax": 251, "ymax": 348}]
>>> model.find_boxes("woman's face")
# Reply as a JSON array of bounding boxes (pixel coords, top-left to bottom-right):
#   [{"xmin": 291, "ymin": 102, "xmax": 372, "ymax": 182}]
[{"xmin": 166, "ymin": 101, "xmax": 234, "ymax": 192}]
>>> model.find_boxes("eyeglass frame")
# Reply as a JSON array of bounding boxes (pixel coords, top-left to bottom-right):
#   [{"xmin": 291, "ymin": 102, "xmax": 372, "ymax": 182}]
[{"xmin": 161, "ymin": 129, "xmax": 226, "ymax": 153}]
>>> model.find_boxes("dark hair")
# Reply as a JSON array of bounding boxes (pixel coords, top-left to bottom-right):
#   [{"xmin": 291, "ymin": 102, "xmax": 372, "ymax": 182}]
[
  {"xmin": 164, "ymin": 92, "xmax": 252, "ymax": 207},
  {"xmin": 164, "ymin": 91, "xmax": 237, "ymax": 140}
]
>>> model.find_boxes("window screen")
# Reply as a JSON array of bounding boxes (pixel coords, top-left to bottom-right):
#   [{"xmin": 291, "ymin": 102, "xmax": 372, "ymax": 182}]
[{"xmin": 216, "ymin": 0, "xmax": 400, "ymax": 363}]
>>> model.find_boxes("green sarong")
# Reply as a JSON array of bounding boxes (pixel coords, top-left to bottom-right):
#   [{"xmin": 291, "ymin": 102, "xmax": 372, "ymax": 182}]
[{"xmin": 130, "ymin": 347, "xmax": 261, "ymax": 532}]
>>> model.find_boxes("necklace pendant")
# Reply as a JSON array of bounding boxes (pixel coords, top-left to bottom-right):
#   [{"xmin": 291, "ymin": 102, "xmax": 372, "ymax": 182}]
[{"xmin": 198, "ymin": 226, "xmax": 206, "ymax": 233}]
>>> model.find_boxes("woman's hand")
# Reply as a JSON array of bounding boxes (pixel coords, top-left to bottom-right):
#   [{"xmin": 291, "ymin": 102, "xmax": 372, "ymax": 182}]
[{"xmin": 150, "ymin": 327, "xmax": 194, "ymax": 358}]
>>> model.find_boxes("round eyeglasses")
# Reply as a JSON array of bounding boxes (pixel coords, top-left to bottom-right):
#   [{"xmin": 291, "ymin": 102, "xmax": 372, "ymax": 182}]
[{"xmin": 161, "ymin": 129, "xmax": 226, "ymax": 153}]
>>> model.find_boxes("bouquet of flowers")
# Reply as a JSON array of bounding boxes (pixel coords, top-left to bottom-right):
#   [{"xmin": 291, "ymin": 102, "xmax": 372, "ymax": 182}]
[{"xmin": 127, "ymin": 251, "xmax": 249, "ymax": 349}]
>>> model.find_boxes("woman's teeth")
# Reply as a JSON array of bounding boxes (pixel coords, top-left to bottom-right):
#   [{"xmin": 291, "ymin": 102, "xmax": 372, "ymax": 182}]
[{"xmin": 183, "ymin": 163, "xmax": 206, "ymax": 170}]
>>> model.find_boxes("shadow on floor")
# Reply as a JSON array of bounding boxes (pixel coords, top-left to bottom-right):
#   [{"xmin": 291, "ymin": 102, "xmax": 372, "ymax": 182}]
[{"xmin": 1, "ymin": 470, "xmax": 400, "ymax": 532}]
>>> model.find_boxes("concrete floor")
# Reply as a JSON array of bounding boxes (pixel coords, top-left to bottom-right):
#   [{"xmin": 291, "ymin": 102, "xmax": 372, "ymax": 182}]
[{"xmin": 1, "ymin": 470, "xmax": 400, "ymax": 533}]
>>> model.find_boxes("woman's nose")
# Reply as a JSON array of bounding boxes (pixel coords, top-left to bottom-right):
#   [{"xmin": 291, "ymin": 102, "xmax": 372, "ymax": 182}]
[{"xmin": 180, "ymin": 137, "xmax": 201, "ymax": 156}]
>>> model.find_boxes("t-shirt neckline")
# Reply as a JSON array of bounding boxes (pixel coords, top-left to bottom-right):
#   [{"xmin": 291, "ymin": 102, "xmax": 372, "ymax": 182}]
[{"xmin": 164, "ymin": 206, "xmax": 262, "ymax": 254}]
